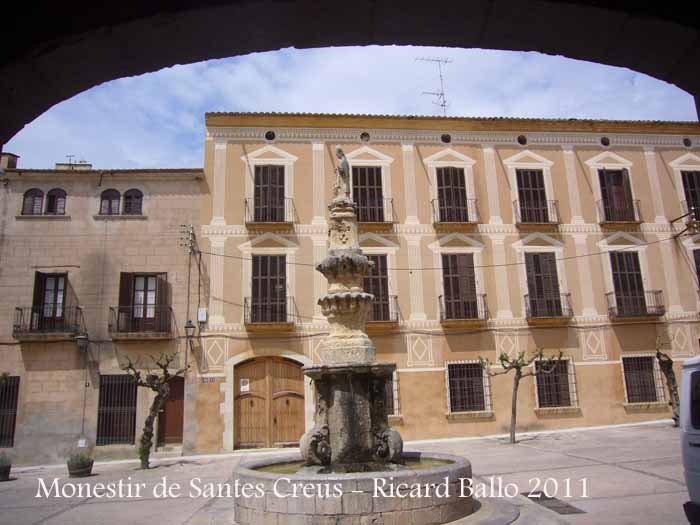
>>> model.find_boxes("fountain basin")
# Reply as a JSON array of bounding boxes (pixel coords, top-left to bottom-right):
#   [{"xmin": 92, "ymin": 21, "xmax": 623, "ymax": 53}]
[{"xmin": 233, "ymin": 451, "xmax": 474, "ymax": 524}]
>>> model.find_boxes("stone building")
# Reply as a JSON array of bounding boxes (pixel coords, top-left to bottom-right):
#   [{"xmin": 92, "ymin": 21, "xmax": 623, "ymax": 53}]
[{"xmin": 2, "ymin": 112, "xmax": 700, "ymax": 462}]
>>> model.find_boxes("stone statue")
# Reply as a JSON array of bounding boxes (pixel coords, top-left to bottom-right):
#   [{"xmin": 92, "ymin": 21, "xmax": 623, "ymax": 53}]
[{"xmin": 333, "ymin": 147, "xmax": 351, "ymax": 199}]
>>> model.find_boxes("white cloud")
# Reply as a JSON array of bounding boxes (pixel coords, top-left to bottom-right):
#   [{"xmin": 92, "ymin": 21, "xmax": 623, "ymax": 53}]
[{"xmin": 4, "ymin": 46, "xmax": 696, "ymax": 168}]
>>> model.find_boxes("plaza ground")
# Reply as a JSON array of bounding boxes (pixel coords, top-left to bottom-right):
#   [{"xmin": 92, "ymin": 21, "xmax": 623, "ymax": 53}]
[{"xmin": 0, "ymin": 420, "xmax": 687, "ymax": 524}]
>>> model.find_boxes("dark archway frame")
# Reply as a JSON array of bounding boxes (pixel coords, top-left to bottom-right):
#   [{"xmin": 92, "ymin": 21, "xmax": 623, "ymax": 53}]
[{"xmin": 1, "ymin": 0, "xmax": 699, "ymax": 146}]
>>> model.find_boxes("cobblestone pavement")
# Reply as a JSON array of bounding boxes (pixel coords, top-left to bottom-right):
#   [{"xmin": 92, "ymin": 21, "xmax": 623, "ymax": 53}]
[{"xmin": 0, "ymin": 421, "xmax": 687, "ymax": 525}]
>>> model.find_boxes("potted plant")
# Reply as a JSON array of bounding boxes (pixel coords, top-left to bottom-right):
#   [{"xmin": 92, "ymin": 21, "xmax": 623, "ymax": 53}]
[
  {"xmin": 66, "ymin": 450, "xmax": 94, "ymax": 478},
  {"xmin": 0, "ymin": 452, "xmax": 11, "ymax": 482}
]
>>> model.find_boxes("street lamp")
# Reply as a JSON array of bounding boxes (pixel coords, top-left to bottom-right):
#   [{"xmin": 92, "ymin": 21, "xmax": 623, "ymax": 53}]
[
  {"xmin": 184, "ymin": 320, "xmax": 196, "ymax": 348},
  {"xmin": 75, "ymin": 334, "xmax": 89, "ymax": 353}
]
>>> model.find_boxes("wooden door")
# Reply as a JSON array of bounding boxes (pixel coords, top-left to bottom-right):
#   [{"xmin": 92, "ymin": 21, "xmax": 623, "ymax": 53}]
[
  {"xmin": 610, "ymin": 251, "xmax": 646, "ymax": 315},
  {"xmin": 352, "ymin": 166, "xmax": 384, "ymax": 222},
  {"xmin": 442, "ymin": 253, "xmax": 477, "ymax": 319},
  {"xmin": 599, "ymin": 169, "xmax": 634, "ymax": 221},
  {"xmin": 516, "ymin": 169, "xmax": 548, "ymax": 222},
  {"xmin": 525, "ymin": 252, "xmax": 562, "ymax": 317},
  {"xmin": 251, "ymin": 255, "xmax": 287, "ymax": 323},
  {"xmin": 364, "ymin": 254, "xmax": 390, "ymax": 321},
  {"xmin": 437, "ymin": 167, "xmax": 469, "ymax": 222},
  {"xmin": 234, "ymin": 357, "xmax": 304, "ymax": 448},
  {"xmin": 254, "ymin": 165, "xmax": 285, "ymax": 222},
  {"xmin": 158, "ymin": 377, "xmax": 184, "ymax": 445}
]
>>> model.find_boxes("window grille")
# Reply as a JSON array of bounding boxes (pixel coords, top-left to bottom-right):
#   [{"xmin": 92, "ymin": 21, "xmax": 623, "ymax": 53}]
[
  {"xmin": 100, "ymin": 189, "xmax": 120, "ymax": 215},
  {"xmin": 96, "ymin": 375, "xmax": 137, "ymax": 445},
  {"xmin": 534, "ymin": 359, "xmax": 577, "ymax": 408},
  {"xmin": 446, "ymin": 361, "xmax": 490, "ymax": 413},
  {"xmin": 621, "ymin": 355, "xmax": 664, "ymax": 404},
  {"xmin": 123, "ymin": 189, "xmax": 143, "ymax": 215},
  {"xmin": 0, "ymin": 376, "xmax": 19, "ymax": 447},
  {"xmin": 45, "ymin": 188, "xmax": 66, "ymax": 215},
  {"xmin": 384, "ymin": 371, "xmax": 400, "ymax": 416}
]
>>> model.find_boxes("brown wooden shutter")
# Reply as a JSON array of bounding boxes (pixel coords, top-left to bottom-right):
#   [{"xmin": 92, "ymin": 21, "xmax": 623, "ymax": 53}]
[
  {"xmin": 352, "ymin": 166, "xmax": 384, "ymax": 222},
  {"xmin": 682, "ymin": 171, "xmax": 700, "ymax": 220},
  {"xmin": 437, "ymin": 167, "xmax": 468, "ymax": 222},
  {"xmin": 525, "ymin": 253, "xmax": 562, "ymax": 316},
  {"xmin": 442, "ymin": 253, "xmax": 477, "ymax": 319},
  {"xmin": 32, "ymin": 272, "xmax": 46, "ymax": 309},
  {"xmin": 610, "ymin": 251, "xmax": 646, "ymax": 315},
  {"xmin": 694, "ymin": 250, "xmax": 700, "ymax": 286},
  {"xmin": 364, "ymin": 255, "xmax": 390, "ymax": 321},
  {"xmin": 155, "ymin": 273, "xmax": 169, "ymax": 332},
  {"xmin": 516, "ymin": 169, "xmax": 548, "ymax": 222},
  {"xmin": 118, "ymin": 273, "xmax": 134, "ymax": 331}
]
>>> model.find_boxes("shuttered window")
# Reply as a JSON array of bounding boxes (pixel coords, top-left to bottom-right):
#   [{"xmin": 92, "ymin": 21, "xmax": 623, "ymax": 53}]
[
  {"xmin": 364, "ymin": 255, "xmax": 390, "ymax": 321},
  {"xmin": 45, "ymin": 188, "xmax": 66, "ymax": 215},
  {"xmin": 525, "ymin": 252, "xmax": 562, "ymax": 317},
  {"xmin": 682, "ymin": 171, "xmax": 700, "ymax": 221},
  {"xmin": 251, "ymin": 255, "xmax": 287, "ymax": 323},
  {"xmin": 622, "ymin": 356, "xmax": 660, "ymax": 403},
  {"xmin": 118, "ymin": 273, "xmax": 169, "ymax": 331},
  {"xmin": 123, "ymin": 189, "xmax": 143, "ymax": 215},
  {"xmin": 535, "ymin": 360, "xmax": 572, "ymax": 407},
  {"xmin": 442, "ymin": 253, "xmax": 478, "ymax": 320},
  {"xmin": 516, "ymin": 169, "xmax": 548, "ymax": 223},
  {"xmin": 437, "ymin": 167, "xmax": 469, "ymax": 222},
  {"xmin": 22, "ymin": 189, "xmax": 43, "ymax": 215},
  {"xmin": 96, "ymin": 375, "xmax": 137, "ymax": 445},
  {"xmin": 352, "ymin": 166, "xmax": 384, "ymax": 222},
  {"xmin": 447, "ymin": 363, "xmax": 486, "ymax": 412},
  {"xmin": 254, "ymin": 165, "xmax": 285, "ymax": 222},
  {"xmin": 100, "ymin": 189, "xmax": 120, "ymax": 215},
  {"xmin": 599, "ymin": 169, "xmax": 634, "ymax": 221},
  {"xmin": 0, "ymin": 376, "xmax": 20, "ymax": 447},
  {"xmin": 694, "ymin": 249, "xmax": 700, "ymax": 286},
  {"xmin": 31, "ymin": 272, "xmax": 77, "ymax": 331},
  {"xmin": 610, "ymin": 251, "xmax": 646, "ymax": 316}
]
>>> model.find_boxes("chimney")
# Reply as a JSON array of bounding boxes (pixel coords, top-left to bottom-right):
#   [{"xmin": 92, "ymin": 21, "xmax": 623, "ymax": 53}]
[{"xmin": 0, "ymin": 152, "xmax": 19, "ymax": 170}]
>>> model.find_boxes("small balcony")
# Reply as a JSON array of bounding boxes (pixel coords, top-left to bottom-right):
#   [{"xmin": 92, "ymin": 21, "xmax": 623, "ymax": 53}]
[
  {"xmin": 244, "ymin": 296, "xmax": 297, "ymax": 332},
  {"xmin": 244, "ymin": 197, "xmax": 296, "ymax": 229},
  {"xmin": 366, "ymin": 295, "xmax": 400, "ymax": 331},
  {"xmin": 431, "ymin": 199, "xmax": 479, "ymax": 230},
  {"xmin": 439, "ymin": 294, "xmax": 489, "ymax": 328},
  {"xmin": 525, "ymin": 293, "xmax": 573, "ymax": 325},
  {"xmin": 606, "ymin": 291, "xmax": 665, "ymax": 320},
  {"xmin": 597, "ymin": 199, "xmax": 641, "ymax": 226},
  {"xmin": 357, "ymin": 198, "xmax": 395, "ymax": 230},
  {"xmin": 108, "ymin": 306, "xmax": 174, "ymax": 341},
  {"xmin": 514, "ymin": 199, "xmax": 560, "ymax": 228},
  {"xmin": 13, "ymin": 305, "xmax": 85, "ymax": 342}
]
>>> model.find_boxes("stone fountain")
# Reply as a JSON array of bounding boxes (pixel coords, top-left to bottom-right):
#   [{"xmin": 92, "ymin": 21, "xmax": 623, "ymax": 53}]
[{"xmin": 231, "ymin": 148, "xmax": 509, "ymax": 524}]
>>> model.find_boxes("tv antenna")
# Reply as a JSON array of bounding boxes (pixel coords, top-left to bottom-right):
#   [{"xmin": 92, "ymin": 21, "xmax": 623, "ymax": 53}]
[
  {"xmin": 416, "ymin": 57, "xmax": 452, "ymax": 116},
  {"xmin": 66, "ymin": 155, "xmax": 75, "ymax": 165}
]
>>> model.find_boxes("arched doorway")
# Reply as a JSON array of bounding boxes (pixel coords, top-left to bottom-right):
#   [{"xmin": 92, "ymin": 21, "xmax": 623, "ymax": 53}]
[{"xmin": 233, "ymin": 356, "xmax": 305, "ymax": 449}]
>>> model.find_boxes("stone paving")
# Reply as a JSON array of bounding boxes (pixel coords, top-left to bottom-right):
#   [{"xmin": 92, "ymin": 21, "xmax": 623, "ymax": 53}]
[{"xmin": 0, "ymin": 421, "xmax": 687, "ymax": 524}]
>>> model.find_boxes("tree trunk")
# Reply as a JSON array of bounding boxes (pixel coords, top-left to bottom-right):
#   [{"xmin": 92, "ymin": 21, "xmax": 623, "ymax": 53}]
[
  {"xmin": 657, "ymin": 351, "xmax": 680, "ymax": 427},
  {"xmin": 510, "ymin": 369, "xmax": 522, "ymax": 444},
  {"xmin": 139, "ymin": 393, "xmax": 166, "ymax": 469}
]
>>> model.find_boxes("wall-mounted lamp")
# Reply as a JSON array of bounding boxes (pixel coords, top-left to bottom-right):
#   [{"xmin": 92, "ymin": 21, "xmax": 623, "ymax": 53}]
[
  {"xmin": 75, "ymin": 334, "xmax": 89, "ymax": 353},
  {"xmin": 185, "ymin": 320, "xmax": 196, "ymax": 349}
]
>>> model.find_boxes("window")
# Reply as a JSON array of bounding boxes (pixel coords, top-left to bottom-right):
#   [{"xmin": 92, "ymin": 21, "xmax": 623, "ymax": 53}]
[
  {"xmin": 694, "ymin": 249, "xmax": 700, "ymax": 287},
  {"xmin": 599, "ymin": 169, "xmax": 635, "ymax": 222},
  {"xmin": 352, "ymin": 166, "xmax": 385, "ymax": 222},
  {"xmin": 516, "ymin": 169, "xmax": 550, "ymax": 223},
  {"xmin": 622, "ymin": 355, "xmax": 663, "ymax": 403},
  {"xmin": 364, "ymin": 255, "xmax": 391, "ymax": 321},
  {"xmin": 447, "ymin": 362, "xmax": 489, "ymax": 412},
  {"xmin": 250, "ymin": 255, "xmax": 287, "ymax": 323},
  {"xmin": 436, "ymin": 167, "xmax": 469, "ymax": 222},
  {"xmin": 100, "ymin": 189, "xmax": 120, "ymax": 215},
  {"xmin": 96, "ymin": 375, "xmax": 137, "ymax": 445},
  {"xmin": 682, "ymin": 171, "xmax": 700, "ymax": 221},
  {"xmin": 22, "ymin": 188, "xmax": 43, "ymax": 215},
  {"xmin": 117, "ymin": 273, "xmax": 169, "ymax": 332},
  {"xmin": 441, "ymin": 253, "xmax": 479, "ymax": 320},
  {"xmin": 44, "ymin": 188, "xmax": 66, "ymax": 215},
  {"xmin": 30, "ymin": 272, "xmax": 77, "ymax": 331},
  {"xmin": 535, "ymin": 360, "xmax": 575, "ymax": 408},
  {"xmin": 610, "ymin": 251, "xmax": 646, "ymax": 316},
  {"xmin": 525, "ymin": 252, "xmax": 563, "ymax": 317},
  {"xmin": 0, "ymin": 376, "xmax": 19, "ymax": 447},
  {"xmin": 384, "ymin": 373, "xmax": 399, "ymax": 416},
  {"xmin": 253, "ymin": 165, "xmax": 285, "ymax": 222},
  {"xmin": 123, "ymin": 189, "xmax": 143, "ymax": 215}
]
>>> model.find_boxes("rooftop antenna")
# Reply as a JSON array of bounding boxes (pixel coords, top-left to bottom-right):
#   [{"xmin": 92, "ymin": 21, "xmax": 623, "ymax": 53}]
[
  {"xmin": 416, "ymin": 57, "xmax": 452, "ymax": 116},
  {"xmin": 66, "ymin": 155, "xmax": 75, "ymax": 166}
]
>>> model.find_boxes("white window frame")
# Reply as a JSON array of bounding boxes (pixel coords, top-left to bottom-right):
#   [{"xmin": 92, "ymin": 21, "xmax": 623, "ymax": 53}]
[
  {"xmin": 681, "ymin": 235, "xmax": 700, "ymax": 310},
  {"xmin": 668, "ymin": 152, "xmax": 700, "ymax": 213},
  {"xmin": 532, "ymin": 356, "xmax": 578, "ymax": 409},
  {"xmin": 428, "ymin": 233, "xmax": 485, "ymax": 319},
  {"xmin": 422, "ymin": 148, "xmax": 477, "ymax": 212},
  {"xmin": 445, "ymin": 360, "xmax": 492, "ymax": 414},
  {"xmin": 620, "ymin": 353, "xmax": 666, "ymax": 404},
  {"xmin": 344, "ymin": 146, "xmax": 394, "ymax": 218},
  {"xmin": 359, "ymin": 233, "xmax": 399, "ymax": 309},
  {"xmin": 237, "ymin": 233, "xmax": 298, "ymax": 324},
  {"xmin": 240, "ymin": 145, "xmax": 298, "ymax": 202},
  {"xmin": 596, "ymin": 232, "xmax": 652, "ymax": 297},
  {"xmin": 502, "ymin": 150, "xmax": 556, "ymax": 220},
  {"xmin": 511, "ymin": 233, "xmax": 569, "ymax": 318},
  {"xmin": 584, "ymin": 151, "xmax": 636, "ymax": 222}
]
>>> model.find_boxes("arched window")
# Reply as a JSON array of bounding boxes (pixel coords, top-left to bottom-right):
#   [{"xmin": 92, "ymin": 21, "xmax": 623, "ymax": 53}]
[
  {"xmin": 45, "ymin": 188, "xmax": 67, "ymax": 215},
  {"xmin": 22, "ymin": 189, "xmax": 43, "ymax": 215},
  {"xmin": 100, "ymin": 189, "xmax": 120, "ymax": 215},
  {"xmin": 123, "ymin": 189, "xmax": 143, "ymax": 215}
]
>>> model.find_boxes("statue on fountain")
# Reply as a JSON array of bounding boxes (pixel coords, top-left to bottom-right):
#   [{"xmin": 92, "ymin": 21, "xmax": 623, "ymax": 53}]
[{"xmin": 300, "ymin": 145, "xmax": 403, "ymax": 469}]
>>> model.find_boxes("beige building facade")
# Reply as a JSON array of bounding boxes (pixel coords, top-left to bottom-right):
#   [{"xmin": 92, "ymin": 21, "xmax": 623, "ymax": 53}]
[{"xmin": 2, "ymin": 112, "xmax": 700, "ymax": 463}]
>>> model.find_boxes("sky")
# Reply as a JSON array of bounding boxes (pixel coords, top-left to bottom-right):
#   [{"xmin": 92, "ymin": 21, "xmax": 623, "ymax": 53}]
[{"xmin": 4, "ymin": 45, "xmax": 698, "ymax": 169}]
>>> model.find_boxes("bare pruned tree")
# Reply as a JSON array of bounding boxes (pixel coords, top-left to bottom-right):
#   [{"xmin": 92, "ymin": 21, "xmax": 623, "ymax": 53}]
[
  {"xmin": 123, "ymin": 352, "xmax": 188, "ymax": 469},
  {"xmin": 655, "ymin": 336, "xmax": 680, "ymax": 427},
  {"xmin": 481, "ymin": 349, "xmax": 564, "ymax": 444}
]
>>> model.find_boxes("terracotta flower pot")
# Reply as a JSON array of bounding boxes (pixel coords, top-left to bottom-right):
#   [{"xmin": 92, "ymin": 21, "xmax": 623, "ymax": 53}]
[
  {"xmin": 0, "ymin": 464, "xmax": 10, "ymax": 481},
  {"xmin": 67, "ymin": 459, "xmax": 93, "ymax": 478}
]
